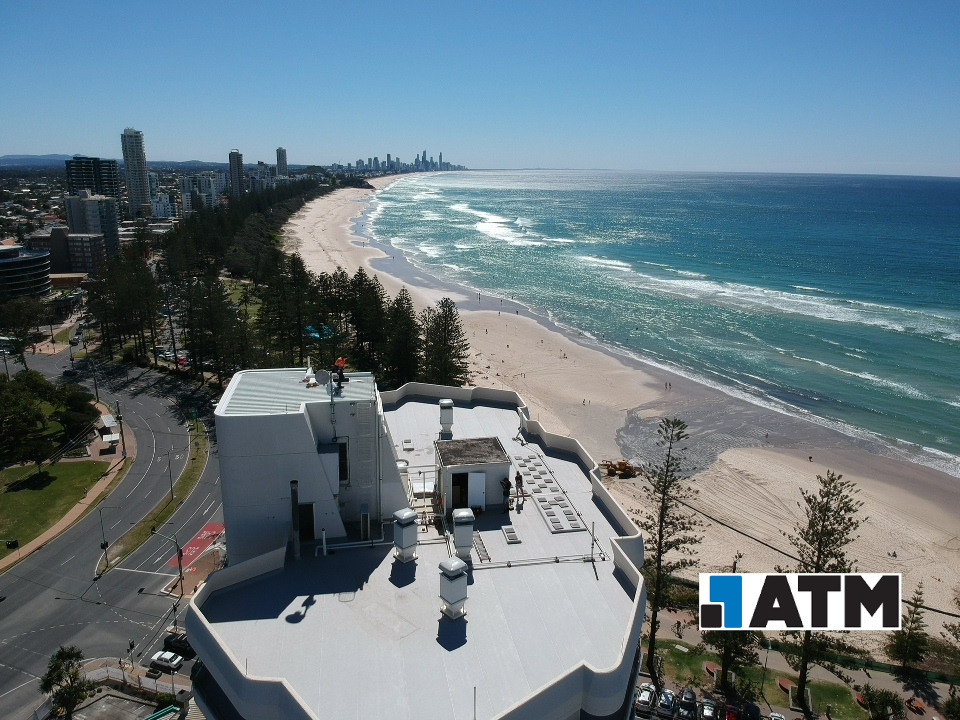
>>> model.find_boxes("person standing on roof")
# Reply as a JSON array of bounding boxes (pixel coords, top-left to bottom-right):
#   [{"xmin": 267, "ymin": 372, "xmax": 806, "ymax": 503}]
[
  {"xmin": 514, "ymin": 470, "xmax": 524, "ymax": 500},
  {"xmin": 334, "ymin": 356, "xmax": 347, "ymax": 389}
]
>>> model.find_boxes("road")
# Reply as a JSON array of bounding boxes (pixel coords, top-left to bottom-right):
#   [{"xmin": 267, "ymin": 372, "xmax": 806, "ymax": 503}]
[{"xmin": 0, "ymin": 345, "xmax": 223, "ymax": 719}]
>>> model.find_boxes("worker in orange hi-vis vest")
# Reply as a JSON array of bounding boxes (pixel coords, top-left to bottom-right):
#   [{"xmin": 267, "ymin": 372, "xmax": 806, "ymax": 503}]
[{"xmin": 334, "ymin": 356, "xmax": 347, "ymax": 389}]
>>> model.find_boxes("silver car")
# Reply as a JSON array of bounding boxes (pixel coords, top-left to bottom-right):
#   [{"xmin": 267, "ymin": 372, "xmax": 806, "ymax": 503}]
[
  {"xmin": 150, "ymin": 650, "xmax": 183, "ymax": 671},
  {"xmin": 634, "ymin": 683, "xmax": 657, "ymax": 718}
]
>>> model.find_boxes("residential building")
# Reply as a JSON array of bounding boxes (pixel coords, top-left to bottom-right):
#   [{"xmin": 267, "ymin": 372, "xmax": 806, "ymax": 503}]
[
  {"xmin": 121, "ymin": 128, "xmax": 150, "ymax": 218},
  {"xmin": 65, "ymin": 232, "xmax": 107, "ymax": 274},
  {"xmin": 229, "ymin": 150, "xmax": 244, "ymax": 198},
  {"xmin": 65, "ymin": 155, "xmax": 121, "ymax": 203},
  {"xmin": 64, "ymin": 190, "xmax": 120, "ymax": 256},
  {"xmin": 26, "ymin": 226, "xmax": 71, "ymax": 272},
  {"xmin": 249, "ymin": 161, "xmax": 275, "ymax": 193},
  {"xmin": 276, "ymin": 147, "xmax": 288, "ymax": 177},
  {"xmin": 187, "ymin": 369, "xmax": 645, "ymax": 720},
  {"xmin": 150, "ymin": 193, "xmax": 177, "ymax": 219}
]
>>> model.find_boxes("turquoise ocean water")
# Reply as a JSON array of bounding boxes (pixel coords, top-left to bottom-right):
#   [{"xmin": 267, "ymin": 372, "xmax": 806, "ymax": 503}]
[{"xmin": 366, "ymin": 171, "xmax": 960, "ymax": 475}]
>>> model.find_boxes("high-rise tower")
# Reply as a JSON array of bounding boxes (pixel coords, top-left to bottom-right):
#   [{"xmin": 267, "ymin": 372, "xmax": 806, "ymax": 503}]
[
  {"xmin": 229, "ymin": 150, "xmax": 244, "ymax": 198},
  {"xmin": 276, "ymin": 147, "xmax": 288, "ymax": 177},
  {"xmin": 121, "ymin": 128, "xmax": 150, "ymax": 218},
  {"xmin": 65, "ymin": 156, "xmax": 121, "ymax": 200}
]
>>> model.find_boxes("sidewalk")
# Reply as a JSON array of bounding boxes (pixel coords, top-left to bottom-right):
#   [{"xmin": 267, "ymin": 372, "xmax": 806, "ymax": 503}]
[
  {"xmin": 0, "ymin": 400, "xmax": 137, "ymax": 574},
  {"xmin": 654, "ymin": 608, "xmax": 952, "ymax": 716}
]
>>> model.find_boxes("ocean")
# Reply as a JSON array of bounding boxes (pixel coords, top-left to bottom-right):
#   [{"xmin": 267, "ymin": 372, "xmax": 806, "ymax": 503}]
[{"xmin": 364, "ymin": 170, "xmax": 960, "ymax": 475}]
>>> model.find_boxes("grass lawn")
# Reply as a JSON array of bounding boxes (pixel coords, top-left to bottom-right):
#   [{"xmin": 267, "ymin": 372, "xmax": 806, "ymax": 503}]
[
  {"xmin": 659, "ymin": 641, "xmax": 866, "ymax": 720},
  {"xmin": 0, "ymin": 461, "xmax": 109, "ymax": 560},
  {"xmin": 54, "ymin": 325, "xmax": 73, "ymax": 344}
]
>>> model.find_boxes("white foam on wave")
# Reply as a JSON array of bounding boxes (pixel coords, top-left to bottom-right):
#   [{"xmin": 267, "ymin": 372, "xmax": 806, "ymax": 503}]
[
  {"xmin": 418, "ymin": 242, "xmax": 443, "ymax": 258},
  {"xmin": 474, "ymin": 220, "xmax": 544, "ymax": 246},
  {"xmin": 609, "ymin": 270, "xmax": 960, "ymax": 340},
  {"xmin": 800, "ymin": 356, "xmax": 929, "ymax": 400},
  {"xmin": 421, "ymin": 210, "xmax": 443, "ymax": 221},
  {"xmin": 672, "ymin": 269, "xmax": 708, "ymax": 278},
  {"xmin": 449, "ymin": 202, "xmax": 511, "ymax": 225},
  {"xmin": 792, "ymin": 284, "xmax": 830, "ymax": 293},
  {"xmin": 578, "ymin": 255, "xmax": 633, "ymax": 271}
]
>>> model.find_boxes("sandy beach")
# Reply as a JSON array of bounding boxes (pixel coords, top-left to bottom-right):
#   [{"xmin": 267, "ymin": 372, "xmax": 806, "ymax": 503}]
[{"xmin": 284, "ymin": 176, "xmax": 960, "ymax": 645}]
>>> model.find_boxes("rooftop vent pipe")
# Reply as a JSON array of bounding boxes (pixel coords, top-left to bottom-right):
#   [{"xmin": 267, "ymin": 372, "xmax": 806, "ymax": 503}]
[
  {"xmin": 439, "ymin": 556, "xmax": 468, "ymax": 619},
  {"xmin": 439, "ymin": 399, "xmax": 454, "ymax": 437},
  {"xmin": 393, "ymin": 507, "xmax": 418, "ymax": 563},
  {"xmin": 452, "ymin": 507, "xmax": 475, "ymax": 561}
]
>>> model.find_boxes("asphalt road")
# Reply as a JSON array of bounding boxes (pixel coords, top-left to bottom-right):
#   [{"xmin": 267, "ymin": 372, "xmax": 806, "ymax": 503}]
[{"xmin": 0, "ymin": 346, "xmax": 223, "ymax": 719}]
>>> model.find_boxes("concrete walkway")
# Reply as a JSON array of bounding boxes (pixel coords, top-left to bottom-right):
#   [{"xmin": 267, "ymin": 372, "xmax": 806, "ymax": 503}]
[{"xmin": 653, "ymin": 608, "xmax": 951, "ymax": 717}]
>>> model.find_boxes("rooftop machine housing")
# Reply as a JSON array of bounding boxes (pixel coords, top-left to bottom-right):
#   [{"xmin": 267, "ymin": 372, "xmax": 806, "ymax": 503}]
[{"xmin": 435, "ymin": 436, "xmax": 511, "ymax": 515}]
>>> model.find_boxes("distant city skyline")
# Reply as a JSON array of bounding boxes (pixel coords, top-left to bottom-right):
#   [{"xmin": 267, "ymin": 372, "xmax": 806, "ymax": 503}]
[{"xmin": 2, "ymin": 2, "xmax": 958, "ymax": 176}]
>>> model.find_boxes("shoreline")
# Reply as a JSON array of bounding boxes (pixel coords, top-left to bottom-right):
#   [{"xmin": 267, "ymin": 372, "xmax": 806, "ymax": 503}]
[{"xmin": 283, "ymin": 175, "xmax": 960, "ymax": 638}]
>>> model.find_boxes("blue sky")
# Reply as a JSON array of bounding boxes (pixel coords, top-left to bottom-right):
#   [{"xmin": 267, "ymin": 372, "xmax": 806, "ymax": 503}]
[{"xmin": 2, "ymin": 1, "xmax": 958, "ymax": 175}]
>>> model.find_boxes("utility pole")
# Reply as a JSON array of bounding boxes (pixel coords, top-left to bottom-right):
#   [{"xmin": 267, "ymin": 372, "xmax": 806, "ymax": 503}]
[{"xmin": 116, "ymin": 400, "xmax": 126, "ymax": 458}]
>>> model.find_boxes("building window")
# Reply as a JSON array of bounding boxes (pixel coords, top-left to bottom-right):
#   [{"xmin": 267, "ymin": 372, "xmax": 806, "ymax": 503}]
[{"xmin": 338, "ymin": 440, "xmax": 349, "ymax": 484}]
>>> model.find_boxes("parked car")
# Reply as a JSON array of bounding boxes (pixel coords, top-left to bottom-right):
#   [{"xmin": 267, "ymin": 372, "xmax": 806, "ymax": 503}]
[
  {"xmin": 677, "ymin": 688, "xmax": 697, "ymax": 720},
  {"xmin": 698, "ymin": 698, "xmax": 719, "ymax": 720},
  {"xmin": 656, "ymin": 688, "xmax": 677, "ymax": 719},
  {"xmin": 163, "ymin": 632, "xmax": 195, "ymax": 659},
  {"xmin": 634, "ymin": 683, "xmax": 657, "ymax": 718},
  {"xmin": 723, "ymin": 704, "xmax": 741, "ymax": 720},
  {"xmin": 150, "ymin": 650, "xmax": 183, "ymax": 671},
  {"xmin": 62, "ymin": 368, "xmax": 78, "ymax": 377}
]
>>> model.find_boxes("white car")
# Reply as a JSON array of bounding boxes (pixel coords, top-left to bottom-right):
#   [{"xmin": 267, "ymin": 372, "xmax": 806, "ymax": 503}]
[{"xmin": 150, "ymin": 650, "xmax": 183, "ymax": 671}]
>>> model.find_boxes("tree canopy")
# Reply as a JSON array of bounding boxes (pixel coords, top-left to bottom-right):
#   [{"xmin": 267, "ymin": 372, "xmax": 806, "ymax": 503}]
[{"xmin": 39, "ymin": 645, "xmax": 94, "ymax": 718}]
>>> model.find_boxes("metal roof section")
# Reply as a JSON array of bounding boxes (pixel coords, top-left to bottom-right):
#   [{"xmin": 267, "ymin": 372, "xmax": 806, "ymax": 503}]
[
  {"xmin": 189, "ymin": 379, "xmax": 645, "ymax": 720},
  {"xmin": 216, "ymin": 368, "xmax": 377, "ymax": 416}
]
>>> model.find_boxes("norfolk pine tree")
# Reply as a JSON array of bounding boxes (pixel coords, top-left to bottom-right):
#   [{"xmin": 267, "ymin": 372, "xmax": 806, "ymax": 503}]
[
  {"xmin": 886, "ymin": 581, "xmax": 928, "ymax": 669},
  {"xmin": 783, "ymin": 469, "xmax": 864, "ymax": 706},
  {"xmin": 636, "ymin": 418, "xmax": 701, "ymax": 688},
  {"xmin": 419, "ymin": 297, "xmax": 470, "ymax": 386},
  {"xmin": 382, "ymin": 288, "xmax": 421, "ymax": 389}
]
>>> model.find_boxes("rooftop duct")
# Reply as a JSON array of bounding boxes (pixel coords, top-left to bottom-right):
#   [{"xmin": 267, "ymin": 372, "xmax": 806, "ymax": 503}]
[
  {"xmin": 439, "ymin": 556, "xmax": 468, "ymax": 619},
  {"xmin": 393, "ymin": 507, "xmax": 418, "ymax": 563}
]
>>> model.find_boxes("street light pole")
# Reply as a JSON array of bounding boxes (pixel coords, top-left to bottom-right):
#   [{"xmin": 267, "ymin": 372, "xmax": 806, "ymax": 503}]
[
  {"xmin": 165, "ymin": 450, "xmax": 176, "ymax": 501},
  {"xmin": 95, "ymin": 505, "xmax": 119, "ymax": 567},
  {"xmin": 151, "ymin": 527, "xmax": 184, "ymax": 598}
]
